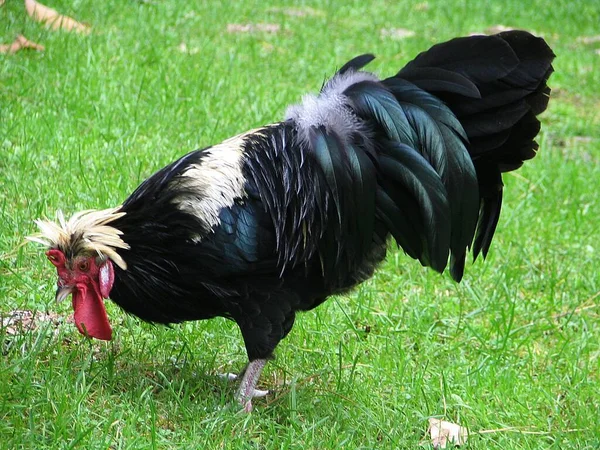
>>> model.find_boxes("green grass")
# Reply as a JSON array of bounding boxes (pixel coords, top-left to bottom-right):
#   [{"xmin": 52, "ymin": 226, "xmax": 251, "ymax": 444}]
[{"xmin": 1, "ymin": 0, "xmax": 600, "ymax": 448}]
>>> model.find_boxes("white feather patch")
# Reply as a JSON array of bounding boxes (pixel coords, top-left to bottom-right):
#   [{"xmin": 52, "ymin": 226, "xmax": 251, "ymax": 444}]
[
  {"xmin": 173, "ymin": 129, "xmax": 263, "ymax": 232},
  {"xmin": 285, "ymin": 70, "xmax": 379, "ymax": 145}
]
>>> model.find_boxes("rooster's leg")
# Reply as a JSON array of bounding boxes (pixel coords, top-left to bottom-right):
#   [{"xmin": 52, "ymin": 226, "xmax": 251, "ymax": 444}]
[
  {"xmin": 235, "ymin": 358, "xmax": 267, "ymax": 412},
  {"xmin": 221, "ymin": 371, "xmax": 269, "ymax": 397}
]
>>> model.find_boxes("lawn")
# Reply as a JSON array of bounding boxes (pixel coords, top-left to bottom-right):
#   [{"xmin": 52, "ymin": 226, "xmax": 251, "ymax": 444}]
[{"xmin": 1, "ymin": 0, "xmax": 599, "ymax": 448}]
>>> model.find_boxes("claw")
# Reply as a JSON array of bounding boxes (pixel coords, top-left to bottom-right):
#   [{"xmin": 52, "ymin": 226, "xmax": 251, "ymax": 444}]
[
  {"xmin": 252, "ymin": 388, "xmax": 270, "ymax": 398},
  {"xmin": 218, "ymin": 372, "xmax": 239, "ymax": 381}
]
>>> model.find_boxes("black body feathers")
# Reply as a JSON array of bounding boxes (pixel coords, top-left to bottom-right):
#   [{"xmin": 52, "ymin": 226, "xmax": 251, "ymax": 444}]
[{"xmin": 107, "ymin": 31, "xmax": 554, "ymax": 362}]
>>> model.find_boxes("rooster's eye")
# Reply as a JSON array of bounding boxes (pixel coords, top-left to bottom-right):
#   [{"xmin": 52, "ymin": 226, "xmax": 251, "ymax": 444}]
[{"xmin": 78, "ymin": 260, "xmax": 90, "ymax": 272}]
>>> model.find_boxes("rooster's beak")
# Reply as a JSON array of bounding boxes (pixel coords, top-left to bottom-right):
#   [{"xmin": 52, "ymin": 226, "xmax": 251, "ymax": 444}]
[{"xmin": 55, "ymin": 286, "xmax": 74, "ymax": 302}]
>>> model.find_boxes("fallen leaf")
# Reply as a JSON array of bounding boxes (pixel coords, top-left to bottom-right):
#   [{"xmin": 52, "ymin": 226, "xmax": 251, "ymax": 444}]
[
  {"xmin": 423, "ymin": 418, "xmax": 468, "ymax": 449},
  {"xmin": 380, "ymin": 28, "xmax": 416, "ymax": 40},
  {"xmin": 0, "ymin": 0, "xmax": 5, "ymax": 6},
  {"xmin": 227, "ymin": 23, "xmax": 281, "ymax": 34},
  {"xmin": 25, "ymin": 0, "xmax": 91, "ymax": 34},
  {"xmin": 1, "ymin": 310, "xmax": 64, "ymax": 335},
  {"xmin": 0, "ymin": 35, "xmax": 45, "ymax": 54}
]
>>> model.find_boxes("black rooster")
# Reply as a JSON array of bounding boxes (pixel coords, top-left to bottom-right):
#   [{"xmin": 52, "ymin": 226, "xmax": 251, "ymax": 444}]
[{"xmin": 31, "ymin": 31, "xmax": 554, "ymax": 411}]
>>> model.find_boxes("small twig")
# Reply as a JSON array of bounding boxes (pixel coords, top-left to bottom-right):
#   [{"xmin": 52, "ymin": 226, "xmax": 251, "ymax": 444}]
[{"xmin": 553, "ymin": 291, "xmax": 600, "ymax": 320}]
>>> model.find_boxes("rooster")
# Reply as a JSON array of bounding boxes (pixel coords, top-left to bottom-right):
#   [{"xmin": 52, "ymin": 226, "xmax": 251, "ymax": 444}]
[{"xmin": 30, "ymin": 30, "xmax": 554, "ymax": 411}]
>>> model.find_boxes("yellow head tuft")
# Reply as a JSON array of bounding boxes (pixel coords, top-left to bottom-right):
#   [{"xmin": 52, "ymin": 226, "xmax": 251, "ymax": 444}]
[{"xmin": 28, "ymin": 207, "xmax": 130, "ymax": 270}]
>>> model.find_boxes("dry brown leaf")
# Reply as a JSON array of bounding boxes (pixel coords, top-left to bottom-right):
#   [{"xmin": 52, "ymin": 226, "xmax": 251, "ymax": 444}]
[
  {"xmin": 1, "ymin": 310, "xmax": 64, "ymax": 335},
  {"xmin": 0, "ymin": 34, "xmax": 45, "ymax": 54},
  {"xmin": 423, "ymin": 419, "xmax": 468, "ymax": 449},
  {"xmin": 227, "ymin": 23, "xmax": 281, "ymax": 34},
  {"xmin": 0, "ymin": 0, "xmax": 6, "ymax": 6},
  {"xmin": 380, "ymin": 28, "xmax": 416, "ymax": 40},
  {"xmin": 25, "ymin": 0, "xmax": 91, "ymax": 34}
]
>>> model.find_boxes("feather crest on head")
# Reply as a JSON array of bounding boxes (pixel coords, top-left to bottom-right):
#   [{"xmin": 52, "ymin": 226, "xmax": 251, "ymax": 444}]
[{"xmin": 28, "ymin": 207, "xmax": 130, "ymax": 270}]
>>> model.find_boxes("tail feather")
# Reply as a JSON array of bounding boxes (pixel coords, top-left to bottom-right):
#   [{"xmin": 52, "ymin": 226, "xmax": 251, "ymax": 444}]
[
  {"xmin": 347, "ymin": 78, "xmax": 479, "ymax": 278},
  {"xmin": 390, "ymin": 67, "xmax": 481, "ymax": 98},
  {"xmin": 399, "ymin": 35, "xmax": 519, "ymax": 84},
  {"xmin": 397, "ymin": 30, "xmax": 554, "ymax": 261},
  {"xmin": 378, "ymin": 143, "xmax": 451, "ymax": 272},
  {"xmin": 286, "ymin": 30, "xmax": 554, "ymax": 282},
  {"xmin": 472, "ymin": 164, "xmax": 503, "ymax": 259},
  {"xmin": 382, "ymin": 80, "xmax": 480, "ymax": 268},
  {"xmin": 375, "ymin": 187, "xmax": 422, "ymax": 260},
  {"xmin": 461, "ymin": 101, "xmax": 531, "ymax": 138},
  {"xmin": 345, "ymin": 81, "xmax": 418, "ymax": 145},
  {"xmin": 336, "ymin": 54, "xmax": 376, "ymax": 76}
]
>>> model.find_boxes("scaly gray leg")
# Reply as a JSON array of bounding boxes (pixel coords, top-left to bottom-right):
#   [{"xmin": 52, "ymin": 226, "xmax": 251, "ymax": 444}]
[{"xmin": 235, "ymin": 359, "xmax": 268, "ymax": 412}]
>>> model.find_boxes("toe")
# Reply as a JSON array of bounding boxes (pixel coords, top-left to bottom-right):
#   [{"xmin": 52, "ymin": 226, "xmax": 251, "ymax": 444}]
[{"xmin": 252, "ymin": 388, "xmax": 270, "ymax": 398}]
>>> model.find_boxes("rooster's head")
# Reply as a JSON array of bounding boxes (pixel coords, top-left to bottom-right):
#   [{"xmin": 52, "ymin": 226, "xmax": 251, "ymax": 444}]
[{"xmin": 28, "ymin": 208, "xmax": 129, "ymax": 340}]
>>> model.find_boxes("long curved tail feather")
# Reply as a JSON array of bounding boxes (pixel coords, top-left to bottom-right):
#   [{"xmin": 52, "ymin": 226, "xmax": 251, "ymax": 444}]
[{"xmin": 287, "ymin": 30, "xmax": 554, "ymax": 282}]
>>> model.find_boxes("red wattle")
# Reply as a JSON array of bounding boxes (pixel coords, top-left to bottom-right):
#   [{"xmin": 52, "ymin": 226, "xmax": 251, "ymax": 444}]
[{"xmin": 72, "ymin": 283, "xmax": 112, "ymax": 341}]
